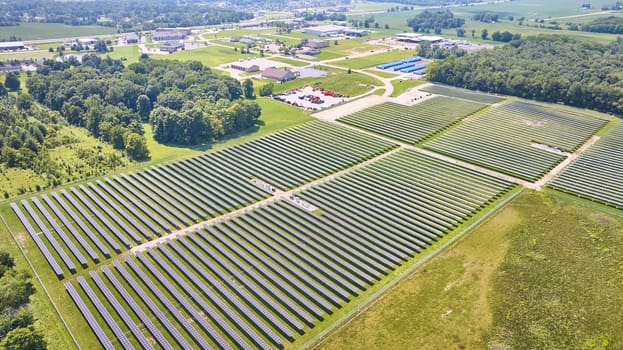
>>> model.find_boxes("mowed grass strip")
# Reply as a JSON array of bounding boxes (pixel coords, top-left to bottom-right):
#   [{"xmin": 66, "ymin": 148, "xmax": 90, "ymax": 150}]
[
  {"xmin": 319, "ymin": 190, "xmax": 623, "ymax": 349},
  {"xmin": 339, "ymin": 96, "xmax": 487, "ymax": 144}
]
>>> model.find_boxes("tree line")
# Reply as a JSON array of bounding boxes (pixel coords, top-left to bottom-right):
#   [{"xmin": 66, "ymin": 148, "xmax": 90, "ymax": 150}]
[
  {"xmin": 581, "ymin": 16, "xmax": 623, "ymax": 34},
  {"xmin": 0, "ymin": 0, "xmax": 253, "ymax": 30},
  {"xmin": 27, "ymin": 56, "xmax": 261, "ymax": 150},
  {"xmin": 0, "ymin": 251, "xmax": 46, "ymax": 350},
  {"xmin": 427, "ymin": 35, "xmax": 623, "ymax": 115},
  {"xmin": 407, "ymin": 9, "xmax": 465, "ymax": 33}
]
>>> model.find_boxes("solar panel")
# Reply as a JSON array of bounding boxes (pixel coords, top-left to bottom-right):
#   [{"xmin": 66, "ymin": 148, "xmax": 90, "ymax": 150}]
[{"xmin": 64, "ymin": 281, "xmax": 114, "ymax": 350}]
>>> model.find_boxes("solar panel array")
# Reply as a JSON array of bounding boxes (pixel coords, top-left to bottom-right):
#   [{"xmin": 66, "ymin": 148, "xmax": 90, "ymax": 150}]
[
  {"xmin": 421, "ymin": 83, "xmax": 505, "ymax": 104},
  {"xmin": 424, "ymin": 101, "xmax": 608, "ymax": 181},
  {"xmin": 62, "ymin": 149, "xmax": 513, "ymax": 349},
  {"xmin": 550, "ymin": 123, "xmax": 623, "ymax": 208},
  {"xmin": 11, "ymin": 121, "xmax": 396, "ymax": 278},
  {"xmin": 338, "ymin": 97, "xmax": 487, "ymax": 144}
]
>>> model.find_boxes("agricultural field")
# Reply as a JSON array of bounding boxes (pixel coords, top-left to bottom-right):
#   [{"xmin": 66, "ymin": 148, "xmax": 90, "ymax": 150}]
[
  {"xmin": 422, "ymin": 84, "xmax": 505, "ymax": 104},
  {"xmin": 550, "ymin": 123, "xmax": 623, "ymax": 208},
  {"xmin": 106, "ymin": 45, "xmax": 141, "ymax": 65},
  {"xmin": 9, "ymin": 145, "xmax": 514, "ymax": 349},
  {"xmin": 424, "ymin": 101, "xmax": 609, "ymax": 181},
  {"xmin": 268, "ymin": 57, "xmax": 309, "ymax": 67},
  {"xmin": 338, "ymin": 97, "xmax": 487, "ymax": 144},
  {"xmin": 0, "ymin": 23, "xmax": 117, "ymax": 41},
  {"xmin": 318, "ymin": 190, "xmax": 623, "ymax": 349}
]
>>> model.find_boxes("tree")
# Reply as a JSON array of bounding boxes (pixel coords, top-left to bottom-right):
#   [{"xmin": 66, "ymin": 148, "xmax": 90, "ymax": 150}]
[
  {"xmin": 481, "ymin": 29, "xmax": 489, "ymax": 40},
  {"xmin": 334, "ymin": 40, "xmax": 338, "ymax": 45},
  {"xmin": 384, "ymin": 24, "xmax": 389, "ymax": 29},
  {"xmin": 136, "ymin": 94, "xmax": 152, "ymax": 121},
  {"xmin": 456, "ymin": 28, "xmax": 466, "ymax": 37},
  {"xmin": 242, "ymin": 79, "xmax": 254, "ymax": 99},
  {"xmin": 347, "ymin": 68, "xmax": 352, "ymax": 74},
  {"xmin": 0, "ymin": 271, "xmax": 34, "ymax": 313},
  {"xmin": 124, "ymin": 132, "xmax": 150, "ymax": 161},
  {"xmin": 4, "ymin": 72, "xmax": 20, "ymax": 91},
  {"xmin": 94, "ymin": 40, "xmax": 108, "ymax": 53},
  {"xmin": 0, "ymin": 326, "xmax": 46, "ymax": 350},
  {"xmin": 471, "ymin": 29, "xmax": 476, "ymax": 37},
  {"xmin": 0, "ymin": 85, "xmax": 7, "ymax": 98},
  {"xmin": 259, "ymin": 82, "xmax": 274, "ymax": 96}
]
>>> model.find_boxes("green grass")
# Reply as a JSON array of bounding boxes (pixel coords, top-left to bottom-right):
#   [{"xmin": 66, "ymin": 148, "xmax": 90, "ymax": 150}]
[
  {"xmin": 265, "ymin": 67, "xmax": 382, "ymax": 97},
  {"xmin": 0, "ymin": 50, "xmax": 54, "ymax": 61},
  {"xmin": 319, "ymin": 190, "xmax": 623, "ymax": 349},
  {"xmin": 332, "ymin": 48, "xmax": 417, "ymax": 69},
  {"xmin": 314, "ymin": 38, "xmax": 388, "ymax": 60},
  {"xmin": 390, "ymin": 78, "xmax": 426, "ymax": 97},
  {"xmin": 107, "ymin": 45, "xmax": 141, "ymax": 65},
  {"xmin": 269, "ymin": 56, "xmax": 309, "ymax": 67},
  {"xmin": 166, "ymin": 45, "xmax": 251, "ymax": 67},
  {"xmin": 365, "ymin": 69, "xmax": 399, "ymax": 79},
  {"xmin": 0, "ymin": 23, "xmax": 117, "ymax": 41}
]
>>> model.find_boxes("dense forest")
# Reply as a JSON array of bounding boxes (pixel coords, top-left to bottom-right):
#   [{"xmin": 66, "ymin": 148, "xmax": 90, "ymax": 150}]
[
  {"xmin": 0, "ymin": 252, "xmax": 45, "ymax": 350},
  {"xmin": 581, "ymin": 16, "xmax": 623, "ymax": 34},
  {"xmin": 27, "ymin": 56, "xmax": 261, "ymax": 148},
  {"xmin": 427, "ymin": 35, "xmax": 623, "ymax": 115},
  {"xmin": 0, "ymin": 0, "xmax": 253, "ymax": 29},
  {"xmin": 407, "ymin": 10, "xmax": 464, "ymax": 33}
]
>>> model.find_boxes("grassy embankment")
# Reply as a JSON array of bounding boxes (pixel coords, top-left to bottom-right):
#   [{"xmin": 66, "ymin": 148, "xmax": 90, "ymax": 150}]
[{"xmin": 319, "ymin": 190, "xmax": 623, "ymax": 349}]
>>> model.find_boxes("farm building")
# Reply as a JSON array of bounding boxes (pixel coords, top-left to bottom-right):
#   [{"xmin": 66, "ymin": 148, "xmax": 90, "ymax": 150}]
[
  {"xmin": 160, "ymin": 41, "xmax": 184, "ymax": 53},
  {"xmin": 77, "ymin": 38, "xmax": 98, "ymax": 45},
  {"xmin": 262, "ymin": 67, "xmax": 298, "ymax": 82},
  {"xmin": 230, "ymin": 62, "xmax": 260, "ymax": 72},
  {"xmin": 125, "ymin": 33, "xmax": 140, "ymax": 44},
  {"xmin": 394, "ymin": 33, "xmax": 443, "ymax": 43},
  {"xmin": 302, "ymin": 25, "xmax": 349, "ymax": 37},
  {"xmin": 306, "ymin": 39, "xmax": 329, "ymax": 48},
  {"xmin": 0, "ymin": 41, "xmax": 25, "ymax": 51}
]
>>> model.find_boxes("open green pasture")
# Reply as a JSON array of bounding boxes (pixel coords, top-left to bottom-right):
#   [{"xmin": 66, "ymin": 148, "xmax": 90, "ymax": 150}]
[{"xmin": 0, "ymin": 23, "xmax": 117, "ymax": 41}]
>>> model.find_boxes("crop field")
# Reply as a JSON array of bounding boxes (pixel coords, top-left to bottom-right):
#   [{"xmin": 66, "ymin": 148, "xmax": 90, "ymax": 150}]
[
  {"xmin": 549, "ymin": 123, "xmax": 623, "ymax": 208},
  {"xmin": 54, "ymin": 147, "xmax": 513, "ymax": 349},
  {"xmin": 338, "ymin": 97, "xmax": 487, "ymax": 144},
  {"xmin": 424, "ymin": 101, "xmax": 609, "ymax": 181},
  {"xmin": 9, "ymin": 121, "xmax": 395, "ymax": 277},
  {"xmin": 269, "ymin": 68, "xmax": 382, "ymax": 97},
  {"xmin": 0, "ymin": 23, "xmax": 117, "ymax": 40},
  {"xmin": 422, "ymin": 84, "xmax": 505, "ymax": 104}
]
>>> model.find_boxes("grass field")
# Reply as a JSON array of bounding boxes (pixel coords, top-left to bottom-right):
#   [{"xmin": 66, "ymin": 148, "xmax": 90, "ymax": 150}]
[
  {"xmin": 263, "ymin": 67, "xmax": 382, "ymax": 97},
  {"xmin": 0, "ymin": 50, "xmax": 54, "ymax": 61},
  {"xmin": 107, "ymin": 45, "xmax": 141, "ymax": 65},
  {"xmin": 166, "ymin": 45, "xmax": 246, "ymax": 67},
  {"xmin": 390, "ymin": 78, "xmax": 426, "ymax": 97},
  {"xmin": 332, "ymin": 48, "xmax": 417, "ymax": 69},
  {"xmin": 319, "ymin": 190, "xmax": 623, "ymax": 349},
  {"xmin": 269, "ymin": 56, "xmax": 309, "ymax": 67},
  {"xmin": 0, "ymin": 23, "xmax": 117, "ymax": 41}
]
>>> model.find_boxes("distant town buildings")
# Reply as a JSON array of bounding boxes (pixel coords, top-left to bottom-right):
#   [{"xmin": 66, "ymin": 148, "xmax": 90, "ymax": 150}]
[
  {"xmin": 302, "ymin": 25, "xmax": 368, "ymax": 37},
  {"xmin": 152, "ymin": 28, "xmax": 189, "ymax": 41}
]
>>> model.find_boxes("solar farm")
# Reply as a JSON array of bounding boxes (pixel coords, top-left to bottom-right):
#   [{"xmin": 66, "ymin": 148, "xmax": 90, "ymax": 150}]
[
  {"xmin": 550, "ymin": 123, "xmax": 623, "ymax": 208},
  {"xmin": 423, "ymin": 101, "xmax": 609, "ymax": 181},
  {"xmin": 4, "ymin": 84, "xmax": 623, "ymax": 349},
  {"xmin": 337, "ymin": 96, "xmax": 487, "ymax": 144}
]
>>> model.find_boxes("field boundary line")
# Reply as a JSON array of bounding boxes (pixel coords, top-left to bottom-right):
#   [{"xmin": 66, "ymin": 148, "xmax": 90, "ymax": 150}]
[
  {"xmin": 0, "ymin": 214, "xmax": 80, "ymax": 350},
  {"xmin": 303, "ymin": 186, "xmax": 525, "ymax": 350}
]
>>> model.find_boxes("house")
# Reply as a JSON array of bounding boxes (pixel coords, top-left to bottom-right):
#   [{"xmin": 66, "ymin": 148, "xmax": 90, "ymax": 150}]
[
  {"xmin": 306, "ymin": 39, "xmax": 329, "ymax": 49},
  {"xmin": 125, "ymin": 33, "xmax": 140, "ymax": 44},
  {"xmin": 230, "ymin": 62, "xmax": 260, "ymax": 72},
  {"xmin": 160, "ymin": 41, "xmax": 184, "ymax": 53},
  {"xmin": 262, "ymin": 67, "xmax": 298, "ymax": 82},
  {"xmin": 0, "ymin": 41, "xmax": 25, "ymax": 51}
]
